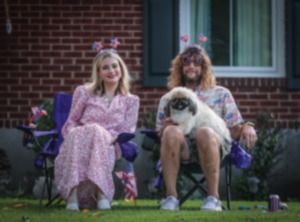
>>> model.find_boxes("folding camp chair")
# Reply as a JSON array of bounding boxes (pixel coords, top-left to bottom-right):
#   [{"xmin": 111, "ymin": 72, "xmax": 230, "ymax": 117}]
[
  {"xmin": 141, "ymin": 130, "xmax": 251, "ymax": 210},
  {"xmin": 178, "ymin": 157, "xmax": 232, "ymax": 209},
  {"xmin": 17, "ymin": 93, "xmax": 73, "ymax": 207},
  {"xmin": 17, "ymin": 93, "xmax": 139, "ymax": 207}
]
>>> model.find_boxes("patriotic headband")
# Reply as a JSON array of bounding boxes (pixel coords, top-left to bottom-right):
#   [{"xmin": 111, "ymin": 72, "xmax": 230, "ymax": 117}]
[
  {"xmin": 179, "ymin": 34, "xmax": 207, "ymax": 56},
  {"xmin": 93, "ymin": 38, "xmax": 120, "ymax": 58},
  {"xmin": 180, "ymin": 34, "xmax": 207, "ymax": 45}
]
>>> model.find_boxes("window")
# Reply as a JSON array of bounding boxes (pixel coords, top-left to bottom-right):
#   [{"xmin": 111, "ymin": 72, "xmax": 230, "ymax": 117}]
[{"xmin": 180, "ymin": 0, "xmax": 285, "ymax": 78}]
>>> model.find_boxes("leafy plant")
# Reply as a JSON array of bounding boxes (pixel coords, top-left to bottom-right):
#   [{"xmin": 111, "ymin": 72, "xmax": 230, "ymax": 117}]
[
  {"xmin": 236, "ymin": 112, "xmax": 280, "ymax": 200},
  {"xmin": 3, "ymin": 175, "xmax": 34, "ymax": 198},
  {"xmin": 143, "ymin": 110, "xmax": 157, "ymax": 130}
]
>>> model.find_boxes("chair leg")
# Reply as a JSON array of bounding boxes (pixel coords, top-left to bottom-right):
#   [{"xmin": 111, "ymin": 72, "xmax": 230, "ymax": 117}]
[
  {"xmin": 39, "ymin": 157, "xmax": 50, "ymax": 208},
  {"xmin": 39, "ymin": 156, "xmax": 58, "ymax": 208},
  {"xmin": 43, "ymin": 157, "xmax": 52, "ymax": 201},
  {"xmin": 225, "ymin": 159, "xmax": 232, "ymax": 210},
  {"xmin": 39, "ymin": 176, "xmax": 46, "ymax": 208},
  {"xmin": 179, "ymin": 185, "xmax": 199, "ymax": 206},
  {"xmin": 45, "ymin": 193, "xmax": 62, "ymax": 207},
  {"xmin": 179, "ymin": 167, "xmax": 208, "ymax": 206}
]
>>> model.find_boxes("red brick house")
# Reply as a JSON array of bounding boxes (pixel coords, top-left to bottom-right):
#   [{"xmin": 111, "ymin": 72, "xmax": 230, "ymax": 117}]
[
  {"xmin": 0, "ymin": 0, "xmax": 299, "ymax": 128},
  {"xmin": 0, "ymin": 0, "xmax": 300, "ymax": 200}
]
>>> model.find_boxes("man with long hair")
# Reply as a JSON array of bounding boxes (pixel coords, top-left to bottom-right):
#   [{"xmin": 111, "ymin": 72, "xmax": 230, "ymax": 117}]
[{"xmin": 156, "ymin": 45, "xmax": 257, "ymax": 211}]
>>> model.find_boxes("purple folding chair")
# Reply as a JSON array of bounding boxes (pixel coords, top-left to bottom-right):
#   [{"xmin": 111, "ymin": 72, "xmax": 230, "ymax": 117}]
[
  {"xmin": 17, "ymin": 93, "xmax": 139, "ymax": 207},
  {"xmin": 17, "ymin": 93, "xmax": 72, "ymax": 207}
]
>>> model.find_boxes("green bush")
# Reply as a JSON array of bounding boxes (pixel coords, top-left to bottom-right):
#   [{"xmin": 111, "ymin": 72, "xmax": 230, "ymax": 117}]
[{"xmin": 236, "ymin": 112, "xmax": 280, "ymax": 200}]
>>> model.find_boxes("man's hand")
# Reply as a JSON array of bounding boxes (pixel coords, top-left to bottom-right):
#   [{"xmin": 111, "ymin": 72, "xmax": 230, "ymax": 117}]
[
  {"xmin": 159, "ymin": 117, "xmax": 178, "ymax": 137},
  {"xmin": 239, "ymin": 124, "xmax": 257, "ymax": 149}
]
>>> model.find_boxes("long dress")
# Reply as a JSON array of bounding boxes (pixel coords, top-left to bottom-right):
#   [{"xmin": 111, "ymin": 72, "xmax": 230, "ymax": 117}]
[{"xmin": 54, "ymin": 85, "xmax": 140, "ymax": 208}]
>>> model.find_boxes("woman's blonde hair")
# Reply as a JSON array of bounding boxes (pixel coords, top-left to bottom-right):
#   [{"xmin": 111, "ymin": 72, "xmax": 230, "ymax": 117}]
[
  {"xmin": 167, "ymin": 45, "xmax": 216, "ymax": 90},
  {"xmin": 86, "ymin": 51, "xmax": 131, "ymax": 96}
]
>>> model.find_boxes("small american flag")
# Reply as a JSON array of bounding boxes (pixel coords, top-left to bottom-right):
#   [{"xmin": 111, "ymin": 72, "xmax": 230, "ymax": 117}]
[
  {"xmin": 28, "ymin": 106, "xmax": 48, "ymax": 126},
  {"xmin": 115, "ymin": 162, "xmax": 138, "ymax": 206}
]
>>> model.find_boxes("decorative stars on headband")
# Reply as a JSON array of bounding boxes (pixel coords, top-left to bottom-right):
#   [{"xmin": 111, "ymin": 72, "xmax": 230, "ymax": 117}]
[
  {"xmin": 179, "ymin": 34, "xmax": 208, "ymax": 66},
  {"xmin": 110, "ymin": 38, "xmax": 120, "ymax": 48},
  {"xmin": 180, "ymin": 35, "xmax": 189, "ymax": 43},
  {"xmin": 180, "ymin": 34, "xmax": 207, "ymax": 44},
  {"xmin": 92, "ymin": 38, "xmax": 120, "ymax": 57},
  {"xmin": 93, "ymin": 41, "xmax": 103, "ymax": 51},
  {"xmin": 198, "ymin": 34, "xmax": 207, "ymax": 43}
]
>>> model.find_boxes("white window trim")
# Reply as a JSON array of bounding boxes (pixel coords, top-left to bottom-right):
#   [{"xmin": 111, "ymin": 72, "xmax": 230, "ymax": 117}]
[{"xmin": 180, "ymin": 0, "xmax": 285, "ymax": 78}]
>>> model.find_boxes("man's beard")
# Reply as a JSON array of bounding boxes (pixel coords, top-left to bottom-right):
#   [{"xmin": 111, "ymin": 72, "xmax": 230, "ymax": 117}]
[{"xmin": 182, "ymin": 74, "xmax": 200, "ymax": 84}]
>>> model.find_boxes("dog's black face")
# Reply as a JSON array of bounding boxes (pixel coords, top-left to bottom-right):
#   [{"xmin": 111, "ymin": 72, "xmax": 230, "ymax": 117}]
[
  {"xmin": 165, "ymin": 97, "xmax": 197, "ymax": 117},
  {"xmin": 171, "ymin": 98, "xmax": 190, "ymax": 110}
]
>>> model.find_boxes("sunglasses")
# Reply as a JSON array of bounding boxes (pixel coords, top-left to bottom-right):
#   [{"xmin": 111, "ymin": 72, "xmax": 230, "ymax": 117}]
[{"xmin": 181, "ymin": 55, "xmax": 202, "ymax": 66}]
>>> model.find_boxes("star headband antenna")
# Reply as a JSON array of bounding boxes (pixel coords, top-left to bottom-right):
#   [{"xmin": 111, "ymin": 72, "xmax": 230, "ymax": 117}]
[
  {"xmin": 179, "ymin": 34, "xmax": 208, "ymax": 65},
  {"xmin": 198, "ymin": 34, "xmax": 207, "ymax": 44},
  {"xmin": 93, "ymin": 38, "xmax": 120, "ymax": 57},
  {"xmin": 180, "ymin": 34, "xmax": 207, "ymax": 46},
  {"xmin": 179, "ymin": 33, "xmax": 208, "ymax": 53}
]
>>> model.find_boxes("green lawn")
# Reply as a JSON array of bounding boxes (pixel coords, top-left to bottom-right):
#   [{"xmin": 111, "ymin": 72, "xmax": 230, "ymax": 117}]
[{"xmin": 0, "ymin": 198, "xmax": 300, "ymax": 222}]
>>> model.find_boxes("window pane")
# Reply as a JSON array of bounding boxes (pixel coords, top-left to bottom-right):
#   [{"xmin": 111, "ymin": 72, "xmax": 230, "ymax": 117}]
[
  {"xmin": 211, "ymin": 0, "xmax": 230, "ymax": 66},
  {"xmin": 189, "ymin": 0, "xmax": 272, "ymax": 67},
  {"xmin": 232, "ymin": 0, "xmax": 272, "ymax": 66}
]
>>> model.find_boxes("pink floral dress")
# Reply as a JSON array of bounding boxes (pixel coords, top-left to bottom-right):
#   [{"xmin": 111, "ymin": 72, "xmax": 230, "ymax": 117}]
[{"xmin": 54, "ymin": 85, "xmax": 140, "ymax": 208}]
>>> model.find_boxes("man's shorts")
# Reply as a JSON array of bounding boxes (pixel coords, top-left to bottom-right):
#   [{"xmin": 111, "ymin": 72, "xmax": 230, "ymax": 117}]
[{"xmin": 182, "ymin": 135, "xmax": 230, "ymax": 164}]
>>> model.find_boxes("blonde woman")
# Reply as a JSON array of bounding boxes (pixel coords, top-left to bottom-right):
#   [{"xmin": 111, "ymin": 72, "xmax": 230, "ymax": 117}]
[{"xmin": 55, "ymin": 42, "xmax": 140, "ymax": 211}]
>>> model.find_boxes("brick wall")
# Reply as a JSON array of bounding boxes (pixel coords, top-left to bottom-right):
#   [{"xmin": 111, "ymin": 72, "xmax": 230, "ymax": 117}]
[{"xmin": 1, "ymin": 0, "xmax": 300, "ymax": 129}]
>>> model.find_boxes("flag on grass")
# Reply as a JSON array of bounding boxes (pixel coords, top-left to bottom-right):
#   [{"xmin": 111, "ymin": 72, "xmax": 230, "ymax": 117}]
[{"xmin": 115, "ymin": 162, "xmax": 138, "ymax": 206}]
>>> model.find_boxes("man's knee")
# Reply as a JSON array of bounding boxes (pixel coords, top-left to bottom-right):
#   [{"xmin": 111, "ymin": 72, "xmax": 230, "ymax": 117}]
[
  {"xmin": 162, "ymin": 125, "xmax": 185, "ymax": 143},
  {"xmin": 195, "ymin": 127, "xmax": 220, "ymax": 151},
  {"xmin": 161, "ymin": 126, "xmax": 186, "ymax": 156}
]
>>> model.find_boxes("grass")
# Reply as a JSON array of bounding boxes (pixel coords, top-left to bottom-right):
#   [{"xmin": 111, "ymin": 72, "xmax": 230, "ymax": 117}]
[{"xmin": 0, "ymin": 198, "xmax": 300, "ymax": 222}]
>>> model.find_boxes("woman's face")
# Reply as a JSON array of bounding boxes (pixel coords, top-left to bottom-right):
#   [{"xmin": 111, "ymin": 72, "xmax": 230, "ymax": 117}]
[
  {"xmin": 181, "ymin": 55, "xmax": 202, "ymax": 84},
  {"xmin": 99, "ymin": 57, "xmax": 122, "ymax": 85}
]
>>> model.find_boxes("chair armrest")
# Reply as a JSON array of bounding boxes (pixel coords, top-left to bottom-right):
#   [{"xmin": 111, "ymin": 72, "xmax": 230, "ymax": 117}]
[
  {"xmin": 140, "ymin": 129, "xmax": 160, "ymax": 142},
  {"xmin": 120, "ymin": 141, "xmax": 138, "ymax": 162},
  {"xmin": 140, "ymin": 129, "xmax": 160, "ymax": 151},
  {"xmin": 16, "ymin": 125, "xmax": 35, "ymax": 134},
  {"xmin": 33, "ymin": 129, "xmax": 58, "ymax": 137},
  {"xmin": 16, "ymin": 125, "xmax": 58, "ymax": 137},
  {"xmin": 114, "ymin": 132, "xmax": 135, "ymax": 144}
]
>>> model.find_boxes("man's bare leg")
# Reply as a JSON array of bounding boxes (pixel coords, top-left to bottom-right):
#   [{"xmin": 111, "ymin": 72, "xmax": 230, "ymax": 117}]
[
  {"xmin": 196, "ymin": 127, "xmax": 221, "ymax": 199},
  {"xmin": 160, "ymin": 125, "xmax": 190, "ymax": 210}
]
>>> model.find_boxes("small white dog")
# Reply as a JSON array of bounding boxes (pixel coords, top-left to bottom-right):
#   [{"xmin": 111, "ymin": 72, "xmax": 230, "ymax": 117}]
[{"xmin": 164, "ymin": 87, "xmax": 231, "ymax": 146}]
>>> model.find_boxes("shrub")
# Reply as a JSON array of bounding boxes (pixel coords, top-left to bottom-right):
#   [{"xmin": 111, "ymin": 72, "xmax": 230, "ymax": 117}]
[{"xmin": 236, "ymin": 112, "xmax": 280, "ymax": 200}]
